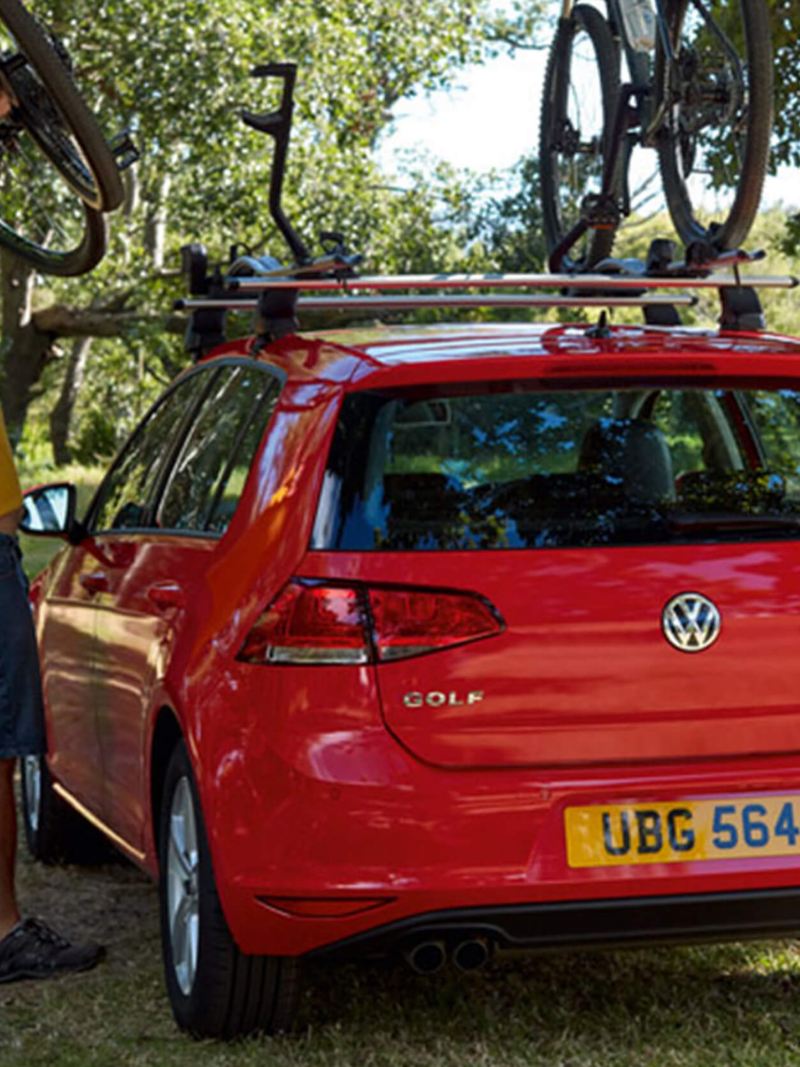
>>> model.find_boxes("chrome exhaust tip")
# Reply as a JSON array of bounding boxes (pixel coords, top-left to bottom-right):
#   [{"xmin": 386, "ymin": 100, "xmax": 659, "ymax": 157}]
[
  {"xmin": 451, "ymin": 938, "xmax": 491, "ymax": 972},
  {"xmin": 405, "ymin": 940, "xmax": 447, "ymax": 975}
]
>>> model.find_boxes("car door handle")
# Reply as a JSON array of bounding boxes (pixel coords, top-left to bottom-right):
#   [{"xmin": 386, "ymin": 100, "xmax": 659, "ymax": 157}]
[
  {"xmin": 147, "ymin": 581, "xmax": 185, "ymax": 610},
  {"xmin": 80, "ymin": 571, "xmax": 109, "ymax": 594}
]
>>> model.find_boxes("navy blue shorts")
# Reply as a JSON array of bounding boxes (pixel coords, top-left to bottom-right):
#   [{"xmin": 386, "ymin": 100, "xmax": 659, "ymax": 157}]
[{"xmin": 0, "ymin": 533, "xmax": 45, "ymax": 758}]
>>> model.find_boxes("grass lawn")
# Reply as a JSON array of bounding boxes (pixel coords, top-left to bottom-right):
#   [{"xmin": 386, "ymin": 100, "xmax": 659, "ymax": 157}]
[{"xmin": 4, "ymin": 830, "xmax": 800, "ymax": 1067}]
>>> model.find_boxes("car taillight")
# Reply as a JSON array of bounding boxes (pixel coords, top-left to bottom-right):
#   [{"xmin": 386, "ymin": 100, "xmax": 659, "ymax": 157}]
[
  {"xmin": 237, "ymin": 580, "xmax": 503, "ymax": 665},
  {"xmin": 369, "ymin": 587, "xmax": 502, "ymax": 661},
  {"xmin": 237, "ymin": 582, "xmax": 369, "ymax": 665}
]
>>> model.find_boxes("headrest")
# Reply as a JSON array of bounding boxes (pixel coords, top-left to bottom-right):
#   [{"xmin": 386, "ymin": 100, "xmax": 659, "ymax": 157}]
[{"xmin": 578, "ymin": 417, "xmax": 676, "ymax": 504}]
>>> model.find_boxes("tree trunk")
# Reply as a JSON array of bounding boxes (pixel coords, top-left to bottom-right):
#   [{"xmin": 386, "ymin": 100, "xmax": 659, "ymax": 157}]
[
  {"xmin": 145, "ymin": 174, "xmax": 172, "ymax": 271},
  {"xmin": 0, "ymin": 252, "xmax": 54, "ymax": 446},
  {"xmin": 49, "ymin": 334, "xmax": 93, "ymax": 465}
]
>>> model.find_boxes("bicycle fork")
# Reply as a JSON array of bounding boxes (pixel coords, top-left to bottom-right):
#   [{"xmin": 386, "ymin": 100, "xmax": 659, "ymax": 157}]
[{"xmin": 548, "ymin": 80, "xmax": 637, "ymax": 273}]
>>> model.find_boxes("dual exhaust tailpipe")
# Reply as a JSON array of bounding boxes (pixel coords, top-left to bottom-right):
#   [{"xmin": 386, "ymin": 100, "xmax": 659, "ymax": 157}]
[{"xmin": 405, "ymin": 938, "xmax": 492, "ymax": 975}]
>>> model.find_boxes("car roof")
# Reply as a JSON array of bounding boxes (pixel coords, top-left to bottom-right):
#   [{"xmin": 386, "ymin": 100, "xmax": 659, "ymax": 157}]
[{"xmin": 203, "ymin": 322, "xmax": 800, "ymax": 392}]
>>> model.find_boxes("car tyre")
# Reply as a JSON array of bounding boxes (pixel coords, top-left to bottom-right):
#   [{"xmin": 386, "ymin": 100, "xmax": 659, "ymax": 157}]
[
  {"xmin": 158, "ymin": 740, "xmax": 302, "ymax": 1038},
  {"xmin": 19, "ymin": 754, "xmax": 109, "ymax": 864}
]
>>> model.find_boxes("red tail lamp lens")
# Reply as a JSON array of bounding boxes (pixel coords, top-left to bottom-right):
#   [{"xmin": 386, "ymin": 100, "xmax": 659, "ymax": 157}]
[
  {"xmin": 237, "ymin": 582, "xmax": 369, "ymax": 665},
  {"xmin": 238, "ymin": 581, "xmax": 503, "ymax": 665},
  {"xmin": 370, "ymin": 587, "xmax": 502, "ymax": 661}
]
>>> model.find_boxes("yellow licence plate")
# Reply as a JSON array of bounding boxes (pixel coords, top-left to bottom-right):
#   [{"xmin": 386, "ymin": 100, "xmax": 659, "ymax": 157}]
[{"xmin": 565, "ymin": 796, "xmax": 800, "ymax": 868}]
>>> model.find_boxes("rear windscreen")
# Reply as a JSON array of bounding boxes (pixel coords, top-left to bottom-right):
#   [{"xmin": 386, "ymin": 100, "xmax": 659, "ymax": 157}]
[{"xmin": 311, "ymin": 384, "xmax": 800, "ymax": 551}]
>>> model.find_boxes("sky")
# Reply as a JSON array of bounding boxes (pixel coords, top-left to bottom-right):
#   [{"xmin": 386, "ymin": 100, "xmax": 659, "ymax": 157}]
[{"xmin": 377, "ymin": 47, "xmax": 800, "ymax": 213}]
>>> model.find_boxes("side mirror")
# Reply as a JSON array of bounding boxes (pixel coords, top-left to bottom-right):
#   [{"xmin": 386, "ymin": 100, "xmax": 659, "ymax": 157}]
[{"xmin": 20, "ymin": 483, "xmax": 77, "ymax": 537}]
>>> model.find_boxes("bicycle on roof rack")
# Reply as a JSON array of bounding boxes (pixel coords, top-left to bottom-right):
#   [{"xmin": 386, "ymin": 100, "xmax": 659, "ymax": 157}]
[
  {"xmin": 539, "ymin": 0, "xmax": 774, "ymax": 274},
  {"xmin": 0, "ymin": 0, "xmax": 137, "ymax": 275}
]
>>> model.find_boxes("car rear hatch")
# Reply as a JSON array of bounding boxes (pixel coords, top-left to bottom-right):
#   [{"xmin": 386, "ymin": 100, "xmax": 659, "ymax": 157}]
[{"xmin": 304, "ymin": 376, "xmax": 800, "ymax": 769}]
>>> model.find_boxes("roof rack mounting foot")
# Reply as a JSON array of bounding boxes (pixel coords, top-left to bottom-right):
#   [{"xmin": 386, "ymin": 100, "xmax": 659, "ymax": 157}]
[
  {"xmin": 644, "ymin": 304, "xmax": 682, "ymax": 327},
  {"xmin": 255, "ymin": 288, "xmax": 299, "ymax": 346},
  {"xmin": 180, "ymin": 243, "xmax": 227, "ymax": 361},
  {"xmin": 646, "ymin": 238, "xmax": 678, "ymax": 275},
  {"xmin": 644, "ymin": 239, "xmax": 681, "ymax": 325},
  {"xmin": 719, "ymin": 286, "xmax": 765, "ymax": 332}
]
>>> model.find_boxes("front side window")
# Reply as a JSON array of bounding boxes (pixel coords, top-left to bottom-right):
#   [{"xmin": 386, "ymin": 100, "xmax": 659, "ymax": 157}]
[
  {"xmin": 313, "ymin": 383, "xmax": 800, "ymax": 551},
  {"xmin": 90, "ymin": 370, "xmax": 212, "ymax": 533}
]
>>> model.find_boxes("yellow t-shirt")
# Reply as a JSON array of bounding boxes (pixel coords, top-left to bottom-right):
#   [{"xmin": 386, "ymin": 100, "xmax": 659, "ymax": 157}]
[{"xmin": 0, "ymin": 408, "xmax": 22, "ymax": 517}]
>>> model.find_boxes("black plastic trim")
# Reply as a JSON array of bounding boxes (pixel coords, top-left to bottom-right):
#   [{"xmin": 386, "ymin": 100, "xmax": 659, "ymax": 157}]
[{"xmin": 308, "ymin": 888, "xmax": 800, "ymax": 962}]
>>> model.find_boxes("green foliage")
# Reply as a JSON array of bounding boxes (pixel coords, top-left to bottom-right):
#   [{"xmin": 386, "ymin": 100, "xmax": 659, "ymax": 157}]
[
  {"xmin": 768, "ymin": 0, "xmax": 800, "ymax": 170},
  {"xmin": 40, "ymin": 0, "xmax": 496, "ymax": 265},
  {"xmin": 71, "ymin": 407, "xmax": 120, "ymax": 465},
  {"xmin": 7, "ymin": 0, "xmax": 525, "ymax": 459},
  {"xmin": 471, "ymin": 155, "xmax": 547, "ymax": 272}
]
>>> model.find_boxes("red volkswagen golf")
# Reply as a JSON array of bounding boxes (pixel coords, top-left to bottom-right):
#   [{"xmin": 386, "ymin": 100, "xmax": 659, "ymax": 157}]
[{"xmin": 21, "ymin": 316, "xmax": 800, "ymax": 1037}]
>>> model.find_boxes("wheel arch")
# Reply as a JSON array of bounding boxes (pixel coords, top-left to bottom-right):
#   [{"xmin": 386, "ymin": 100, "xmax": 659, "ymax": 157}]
[{"xmin": 150, "ymin": 705, "xmax": 184, "ymax": 859}]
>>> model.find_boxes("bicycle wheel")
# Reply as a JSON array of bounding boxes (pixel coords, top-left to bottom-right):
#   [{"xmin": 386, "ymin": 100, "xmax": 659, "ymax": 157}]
[
  {"xmin": 0, "ymin": 110, "xmax": 107, "ymax": 276},
  {"xmin": 539, "ymin": 4, "xmax": 621, "ymax": 271},
  {"xmin": 656, "ymin": 0, "xmax": 773, "ymax": 251},
  {"xmin": 0, "ymin": 0, "xmax": 123, "ymax": 212}
]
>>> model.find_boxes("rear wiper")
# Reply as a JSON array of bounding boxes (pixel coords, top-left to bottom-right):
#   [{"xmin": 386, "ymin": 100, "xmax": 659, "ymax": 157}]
[{"xmin": 667, "ymin": 511, "xmax": 800, "ymax": 533}]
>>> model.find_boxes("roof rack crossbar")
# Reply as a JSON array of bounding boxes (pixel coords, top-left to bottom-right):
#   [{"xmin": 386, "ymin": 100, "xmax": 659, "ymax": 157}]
[
  {"xmin": 177, "ymin": 293, "xmax": 699, "ymax": 313},
  {"xmin": 228, "ymin": 271, "xmax": 799, "ymax": 293}
]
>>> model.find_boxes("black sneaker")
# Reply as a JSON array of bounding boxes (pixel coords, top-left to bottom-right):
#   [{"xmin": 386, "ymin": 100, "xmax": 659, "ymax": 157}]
[{"xmin": 0, "ymin": 918, "xmax": 104, "ymax": 983}]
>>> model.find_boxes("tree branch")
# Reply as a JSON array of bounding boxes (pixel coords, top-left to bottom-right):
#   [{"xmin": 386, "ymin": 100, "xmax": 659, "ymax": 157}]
[
  {"xmin": 32, "ymin": 304, "xmax": 187, "ymax": 339},
  {"xmin": 483, "ymin": 29, "xmax": 548, "ymax": 50}
]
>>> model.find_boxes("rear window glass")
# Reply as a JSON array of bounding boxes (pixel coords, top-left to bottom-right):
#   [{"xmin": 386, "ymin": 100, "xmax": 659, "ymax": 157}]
[{"xmin": 311, "ymin": 384, "xmax": 800, "ymax": 551}]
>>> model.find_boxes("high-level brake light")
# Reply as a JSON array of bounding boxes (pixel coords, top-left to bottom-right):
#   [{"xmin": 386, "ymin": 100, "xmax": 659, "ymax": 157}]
[{"xmin": 237, "ymin": 580, "xmax": 504, "ymax": 666}]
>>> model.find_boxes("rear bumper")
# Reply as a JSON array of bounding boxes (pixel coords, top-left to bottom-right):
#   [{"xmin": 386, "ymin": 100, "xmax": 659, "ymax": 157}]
[
  {"xmin": 309, "ymin": 888, "xmax": 800, "ymax": 963},
  {"xmin": 208, "ymin": 744, "xmax": 800, "ymax": 957}
]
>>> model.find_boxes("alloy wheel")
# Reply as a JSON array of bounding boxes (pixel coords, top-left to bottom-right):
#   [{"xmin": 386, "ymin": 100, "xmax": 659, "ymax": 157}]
[{"xmin": 166, "ymin": 776, "xmax": 200, "ymax": 996}]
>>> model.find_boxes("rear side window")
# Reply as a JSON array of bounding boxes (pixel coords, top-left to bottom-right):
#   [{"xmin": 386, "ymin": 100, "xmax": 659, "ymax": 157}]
[
  {"xmin": 156, "ymin": 364, "xmax": 279, "ymax": 534},
  {"xmin": 312, "ymin": 384, "xmax": 800, "ymax": 551}
]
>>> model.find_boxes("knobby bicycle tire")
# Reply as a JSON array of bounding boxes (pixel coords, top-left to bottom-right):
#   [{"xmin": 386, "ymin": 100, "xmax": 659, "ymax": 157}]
[
  {"xmin": 539, "ymin": 4, "xmax": 621, "ymax": 271},
  {"xmin": 656, "ymin": 0, "xmax": 773, "ymax": 250},
  {"xmin": 0, "ymin": 0, "xmax": 123, "ymax": 212},
  {"xmin": 0, "ymin": 202, "xmax": 106, "ymax": 276}
]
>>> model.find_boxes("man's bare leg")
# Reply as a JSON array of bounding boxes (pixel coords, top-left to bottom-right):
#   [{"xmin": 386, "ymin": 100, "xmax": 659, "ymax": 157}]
[{"xmin": 0, "ymin": 758, "xmax": 20, "ymax": 940}]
